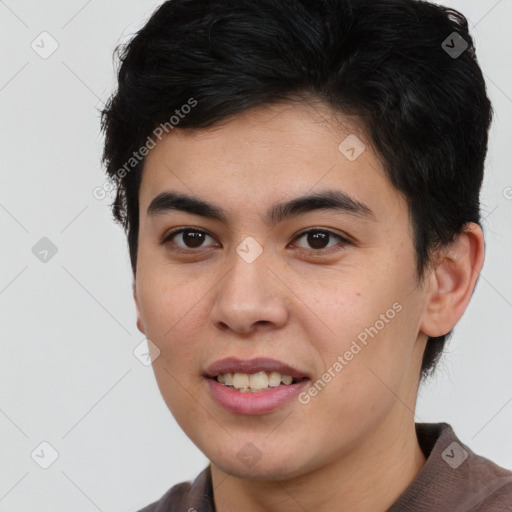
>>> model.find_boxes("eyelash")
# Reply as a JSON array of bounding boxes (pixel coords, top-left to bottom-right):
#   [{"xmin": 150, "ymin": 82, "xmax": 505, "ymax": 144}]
[{"xmin": 160, "ymin": 227, "xmax": 352, "ymax": 256}]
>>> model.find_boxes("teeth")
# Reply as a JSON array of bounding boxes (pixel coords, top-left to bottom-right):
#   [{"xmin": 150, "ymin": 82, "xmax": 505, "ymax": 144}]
[
  {"xmin": 249, "ymin": 371, "xmax": 268, "ymax": 390},
  {"xmin": 233, "ymin": 373, "xmax": 249, "ymax": 389},
  {"xmin": 215, "ymin": 371, "xmax": 299, "ymax": 391},
  {"xmin": 281, "ymin": 374, "xmax": 293, "ymax": 385},
  {"xmin": 268, "ymin": 371, "xmax": 282, "ymax": 387}
]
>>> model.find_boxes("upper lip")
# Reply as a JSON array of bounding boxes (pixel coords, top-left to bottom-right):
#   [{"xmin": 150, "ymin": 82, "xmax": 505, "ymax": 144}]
[{"xmin": 204, "ymin": 357, "xmax": 310, "ymax": 380}]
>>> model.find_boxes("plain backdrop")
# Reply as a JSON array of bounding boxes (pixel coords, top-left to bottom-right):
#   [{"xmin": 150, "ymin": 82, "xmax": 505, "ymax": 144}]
[{"xmin": 1, "ymin": 0, "xmax": 511, "ymax": 511}]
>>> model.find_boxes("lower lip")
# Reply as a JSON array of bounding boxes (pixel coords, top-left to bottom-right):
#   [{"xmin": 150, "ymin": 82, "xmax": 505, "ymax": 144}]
[{"xmin": 205, "ymin": 377, "xmax": 310, "ymax": 415}]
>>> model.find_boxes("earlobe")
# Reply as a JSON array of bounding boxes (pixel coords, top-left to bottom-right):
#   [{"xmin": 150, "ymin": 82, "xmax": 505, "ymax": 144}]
[
  {"xmin": 133, "ymin": 281, "xmax": 146, "ymax": 334},
  {"xmin": 419, "ymin": 223, "xmax": 485, "ymax": 338}
]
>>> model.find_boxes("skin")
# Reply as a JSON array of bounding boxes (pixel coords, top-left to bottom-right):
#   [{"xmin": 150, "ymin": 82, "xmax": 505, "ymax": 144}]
[{"xmin": 133, "ymin": 100, "xmax": 485, "ymax": 512}]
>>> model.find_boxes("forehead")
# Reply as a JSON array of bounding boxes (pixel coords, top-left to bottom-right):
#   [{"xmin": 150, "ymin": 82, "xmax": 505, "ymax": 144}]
[{"xmin": 139, "ymin": 101, "xmax": 406, "ymax": 225}]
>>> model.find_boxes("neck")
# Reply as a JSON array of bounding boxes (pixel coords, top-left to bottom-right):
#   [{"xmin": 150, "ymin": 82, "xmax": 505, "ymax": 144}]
[{"xmin": 211, "ymin": 415, "xmax": 426, "ymax": 512}]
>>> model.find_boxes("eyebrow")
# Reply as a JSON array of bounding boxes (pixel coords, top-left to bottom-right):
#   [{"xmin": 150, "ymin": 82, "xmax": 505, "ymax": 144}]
[{"xmin": 146, "ymin": 189, "xmax": 376, "ymax": 225}]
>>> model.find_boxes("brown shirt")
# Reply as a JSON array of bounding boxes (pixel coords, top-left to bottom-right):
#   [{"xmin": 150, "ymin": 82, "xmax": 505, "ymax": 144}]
[{"xmin": 137, "ymin": 422, "xmax": 512, "ymax": 512}]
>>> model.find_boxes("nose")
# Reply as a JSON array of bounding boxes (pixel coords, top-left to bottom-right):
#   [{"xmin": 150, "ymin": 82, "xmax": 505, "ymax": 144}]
[{"xmin": 210, "ymin": 247, "xmax": 289, "ymax": 335}]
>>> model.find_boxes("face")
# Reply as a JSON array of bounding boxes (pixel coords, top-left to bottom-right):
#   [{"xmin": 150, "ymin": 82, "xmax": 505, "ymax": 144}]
[{"xmin": 134, "ymin": 100, "xmax": 431, "ymax": 480}]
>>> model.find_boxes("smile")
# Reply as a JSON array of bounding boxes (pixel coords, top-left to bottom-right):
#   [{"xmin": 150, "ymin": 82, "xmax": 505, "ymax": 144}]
[{"xmin": 215, "ymin": 371, "xmax": 306, "ymax": 392}]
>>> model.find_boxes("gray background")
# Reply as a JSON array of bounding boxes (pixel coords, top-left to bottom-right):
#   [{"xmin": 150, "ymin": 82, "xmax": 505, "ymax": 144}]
[{"xmin": 1, "ymin": 0, "xmax": 511, "ymax": 510}]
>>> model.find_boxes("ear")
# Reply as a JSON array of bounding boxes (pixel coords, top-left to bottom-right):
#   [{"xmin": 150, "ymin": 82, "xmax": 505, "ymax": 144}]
[
  {"xmin": 419, "ymin": 222, "xmax": 485, "ymax": 338},
  {"xmin": 133, "ymin": 280, "xmax": 146, "ymax": 335}
]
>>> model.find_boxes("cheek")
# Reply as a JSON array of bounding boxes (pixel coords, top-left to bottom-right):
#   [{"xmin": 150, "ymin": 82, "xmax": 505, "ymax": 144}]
[
  {"xmin": 138, "ymin": 264, "xmax": 203, "ymax": 331},
  {"xmin": 138, "ymin": 272, "xmax": 207, "ymax": 414},
  {"xmin": 314, "ymin": 273, "xmax": 417, "ymax": 386},
  {"xmin": 136, "ymin": 275, "xmax": 208, "ymax": 383},
  {"xmin": 307, "ymin": 272, "xmax": 398, "ymax": 344}
]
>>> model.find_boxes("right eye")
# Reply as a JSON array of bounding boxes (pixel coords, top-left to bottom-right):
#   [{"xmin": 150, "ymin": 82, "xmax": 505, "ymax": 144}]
[{"xmin": 161, "ymin": 227, "xmax": 219, "ymax": 252}]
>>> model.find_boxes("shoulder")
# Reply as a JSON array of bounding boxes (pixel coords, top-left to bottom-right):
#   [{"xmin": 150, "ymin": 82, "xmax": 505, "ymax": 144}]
[
  {"xmin": 133, "ymin": 465, "xmax": 213, "ymax": 512},
  {"xmin": 134, "ymin": 481, "xmax": 193, "ymax": 512},
  {"xmin": 390, "ymin": 422, "xmax": 512, "ymax": 511},
  {"xmin": 436, "ymin": 422, "xmax": 512, "ymax": 510},
  {"xmin": 464, "ymin": 448, "xmax": 512, "ymax": 511}
]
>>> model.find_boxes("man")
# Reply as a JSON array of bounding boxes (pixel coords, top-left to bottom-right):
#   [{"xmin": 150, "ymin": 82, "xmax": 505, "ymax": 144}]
[{"xmin": 100, "ymin": 0, "xmax": 512, "ymax": 510}]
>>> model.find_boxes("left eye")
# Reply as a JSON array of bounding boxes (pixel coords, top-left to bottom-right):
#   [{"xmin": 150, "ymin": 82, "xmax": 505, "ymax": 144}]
[
  {"xmin": 161, "ymin": 228, "xmax": 350, "ymax": 253},
  {"xmin": 291, "ymin": 229, "xmax": 349, "ymax": 253}
]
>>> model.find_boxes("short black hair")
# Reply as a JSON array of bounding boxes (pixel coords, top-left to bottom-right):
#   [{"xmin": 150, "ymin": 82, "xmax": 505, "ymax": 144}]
[{"xmin": 100, "ymin": 0, "xmax": 493, "ymax": 383}]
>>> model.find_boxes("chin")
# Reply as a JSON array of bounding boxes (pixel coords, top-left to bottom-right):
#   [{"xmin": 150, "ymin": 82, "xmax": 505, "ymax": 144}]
[{"xmin": 209, "ymin": 445, "xmax": 312, "ymax": 482}]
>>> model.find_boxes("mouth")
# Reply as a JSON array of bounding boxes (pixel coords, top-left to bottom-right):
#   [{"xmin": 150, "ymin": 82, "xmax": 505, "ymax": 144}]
[
  {"xmin": 204, "ymin": 356, "xmax": 310, "ymax": 387},
  {"xmin": 211, "ymin": 371, "xmax": 308, "ymax": 392},
  {"xmin": 203, "ymin": 357, "xmax": 311, "ymax": 414}
]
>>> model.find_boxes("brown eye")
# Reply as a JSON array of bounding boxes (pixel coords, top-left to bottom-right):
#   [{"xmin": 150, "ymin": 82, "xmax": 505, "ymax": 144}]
[
  {"xmin": 162, "ymin": 228, "xmax": 216, "ymax": 250},
  {"xmin": 293, "ymin": 229, "xmax": 350, "ymax": 254}
]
